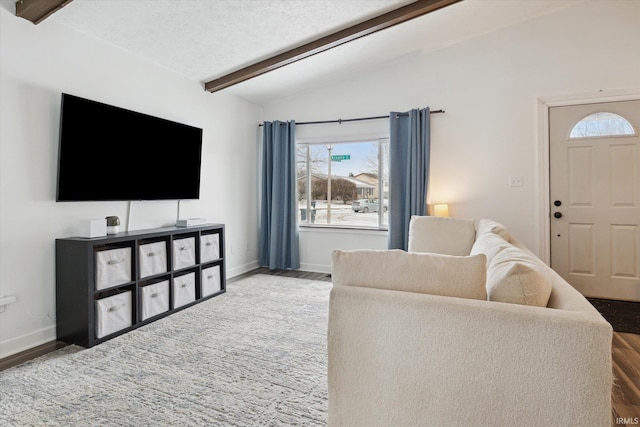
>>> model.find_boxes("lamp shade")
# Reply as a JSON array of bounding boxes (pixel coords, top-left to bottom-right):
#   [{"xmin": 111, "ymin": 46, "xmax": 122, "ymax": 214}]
[{"xmin": 433, "ymin": 204, "xmax": 449, "ymax": 217}]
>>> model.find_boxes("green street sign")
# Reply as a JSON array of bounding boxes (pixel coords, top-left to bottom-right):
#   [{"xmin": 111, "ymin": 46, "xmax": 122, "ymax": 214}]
[{"xmin": 331, "ymin": 154, "xmax": 351, "ymax": 162}]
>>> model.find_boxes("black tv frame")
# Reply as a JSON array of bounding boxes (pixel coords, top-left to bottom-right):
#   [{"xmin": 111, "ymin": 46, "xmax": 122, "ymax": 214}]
[{"xmin": 56, "ymin": 93, "xmax": 203, "ymax": 202}]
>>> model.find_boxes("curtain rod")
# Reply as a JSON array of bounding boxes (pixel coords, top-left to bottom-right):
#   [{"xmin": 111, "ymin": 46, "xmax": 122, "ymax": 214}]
[{"xmin": 258, "ymin": 109, "xmax": 445, "ymax": 127}]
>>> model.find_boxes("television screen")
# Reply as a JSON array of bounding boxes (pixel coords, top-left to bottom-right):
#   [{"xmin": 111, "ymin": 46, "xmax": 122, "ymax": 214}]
[{"xmin": 56, "ymin": 93, "xmax": 203, "ymax": 201}]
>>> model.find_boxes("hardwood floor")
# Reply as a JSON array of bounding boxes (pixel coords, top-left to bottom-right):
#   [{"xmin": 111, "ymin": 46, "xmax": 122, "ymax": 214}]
[
  {"xmin": 1, "ymin": 268, "xmax": 638, "ymax": 425},
  {"xmin": 612, "ymin": 332, "xmax": 640, "ymax": 426},
  {"xmin": 231, "ymin": 266, "xmax": 332, "ymax": 283},
  {"xmin": 0, "ymin": 340, "xmax": 68, "ymax": 371}
]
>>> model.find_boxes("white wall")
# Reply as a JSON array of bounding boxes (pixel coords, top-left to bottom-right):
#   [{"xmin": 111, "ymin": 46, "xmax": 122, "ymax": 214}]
[
  {"xmin": 2, "ymin": 0, "xmax": 639, "ymax": 358},
  {"xmin": 263, "ymin": 1, "xmax": 640, "ymax": 271},
  {"xmin": 0, "ymin": 2, "xmax": 261, "ymax": 358}
]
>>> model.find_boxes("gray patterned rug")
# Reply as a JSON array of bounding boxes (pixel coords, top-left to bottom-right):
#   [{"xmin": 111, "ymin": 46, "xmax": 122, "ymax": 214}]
[{"xmin": 0, "ymin": 274, "xmax": 331, "ymax": 426}]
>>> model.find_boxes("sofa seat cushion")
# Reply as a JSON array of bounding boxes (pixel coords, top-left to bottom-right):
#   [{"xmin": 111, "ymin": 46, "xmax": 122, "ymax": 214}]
[
  {"xmin": 332, "ymin": 249, "xmax": 487, "ymax": 300},
  {"xmin": 487, "ymin": 246, "xmax": 553, "ymax": 307},
  {"xmin": 408, "ymin": 216, "xmax": 476, "ymax": 255}
]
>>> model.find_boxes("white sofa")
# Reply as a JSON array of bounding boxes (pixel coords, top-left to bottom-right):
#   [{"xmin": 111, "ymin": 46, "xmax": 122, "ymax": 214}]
[{"xmin": 328, "ymin": 217, "xmax": 612, "ymax": 427}]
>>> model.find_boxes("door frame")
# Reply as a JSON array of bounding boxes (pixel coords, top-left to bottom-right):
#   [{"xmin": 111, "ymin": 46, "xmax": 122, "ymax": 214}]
[{"xmin": 536, "ymin": 88, "xmax": 640, "ymax": 266}]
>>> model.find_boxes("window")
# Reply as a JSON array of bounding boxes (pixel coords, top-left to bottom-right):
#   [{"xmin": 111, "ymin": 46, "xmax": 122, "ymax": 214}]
[
  {"xmin": 569, "ymin": 112, "xmax": 635, "ymax": 139},
  {"xmin": 297, "ymin": 139, "xmax": 389, "ymax": 229}
]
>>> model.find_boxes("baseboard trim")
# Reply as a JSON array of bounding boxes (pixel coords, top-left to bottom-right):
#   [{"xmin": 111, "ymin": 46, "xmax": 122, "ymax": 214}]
[
  {"xmin": 0, "ymin": 325, "xmax": 57, "ymax": 359},
  {"xmin": 299, "ymin": 262, "xmax": 331, "ymax": 274},
  {"xmin": 227, "ymin": 260, "xmax": 259, "ymax": 279}
]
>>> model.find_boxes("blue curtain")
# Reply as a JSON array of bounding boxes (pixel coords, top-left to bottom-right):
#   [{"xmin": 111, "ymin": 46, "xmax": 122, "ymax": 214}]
[
  {"xmin": 388, "ymin": 108, "xmax": 431, "ymax": 250},
  {"xmin": 259, "ymin": 121, "xmax": 300, "ymax": 270}
]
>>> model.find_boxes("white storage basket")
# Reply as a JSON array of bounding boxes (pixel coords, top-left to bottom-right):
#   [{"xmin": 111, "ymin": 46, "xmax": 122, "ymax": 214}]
[
  {"xmin": 140, "ymin": 280, "xmax": 169, "ymax": 321},
  {"xmin": 95, "ymin": 291, "xmax": 132, "ymax": 339},
  {"xmin": 95, "ymin": 247, "xmax": 131, "ymax": 290},
  {"xmin": 173, "ymin": 237, "xmax": 196, "ymax": 270},
  {"xmin": 200, "ymin": 233, "xmax": 220, "ymax": 263},
  {"xmin": 201, "ymin": 265, "xmax": 221, "ymax": 297},
  {"xmin": 139, "ymin": 241, "xmax": 167, "ymax": 278},
  {"xmin": 173, "ymin": 272, "xmax": 196, "ymax": 309}
]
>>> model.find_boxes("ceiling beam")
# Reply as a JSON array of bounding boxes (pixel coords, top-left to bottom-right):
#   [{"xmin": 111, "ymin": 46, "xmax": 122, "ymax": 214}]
[
  {"xmin": 204, "ymin": 0, "xmax": 463, "ymax": 93},
  {"xmin": 15, "ymin": 0, "xmax": 74, "ymax": 25}
]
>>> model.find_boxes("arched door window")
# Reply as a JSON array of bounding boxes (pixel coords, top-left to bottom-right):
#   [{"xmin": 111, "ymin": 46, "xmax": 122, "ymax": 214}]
[{"xmin": 569, "ymin": 112, "xmax": 635, "ymax": 139}]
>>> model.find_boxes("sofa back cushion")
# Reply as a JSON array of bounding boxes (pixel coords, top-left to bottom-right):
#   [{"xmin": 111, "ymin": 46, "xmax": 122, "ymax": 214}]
[
  {"xmin": 332, "ymin": 249, "xmax": 487, "ymax": 300},
  {"xmin": 486, "ymin": 246, "xmax": 553, "ymax": 307},
  {"xmin": 408, "ymin": 216, "xmax": 476, "ymax": 255}
]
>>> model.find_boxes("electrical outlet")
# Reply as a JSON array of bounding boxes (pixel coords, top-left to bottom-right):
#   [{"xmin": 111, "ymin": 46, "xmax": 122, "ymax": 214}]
[{"xmin": 509, "ymin": 175, "xmax": 523, "ymax": 187}]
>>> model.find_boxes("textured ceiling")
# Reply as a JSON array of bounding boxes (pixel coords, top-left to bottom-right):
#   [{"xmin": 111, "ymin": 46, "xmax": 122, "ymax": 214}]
[
  {"xmin": 40, "ymin": 0, "xmax": 579, "ymax": 104},
  {"xmin": 50, "ymin": 1, "xmax": 412, "ymax": 82}
]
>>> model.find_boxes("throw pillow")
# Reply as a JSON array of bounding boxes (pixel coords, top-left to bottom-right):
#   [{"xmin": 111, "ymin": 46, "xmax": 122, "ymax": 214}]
[
  {"xmin": 470, "ymin": 230, "xmax": 511, "ymax": 266},
  {"xmin": 332, "ymin": 249, "xmax": 487, "ymax": 300},
  {"xmin": 407, "ymin": 216, "xmax": 476, "ymax": 256},
  {"xmin": 476, "ymin": 219, "xmax": 510, "ymax": 241},
  {"xmin": 486, "ymin": 246, "xmax": 553, "ymax": 307}
]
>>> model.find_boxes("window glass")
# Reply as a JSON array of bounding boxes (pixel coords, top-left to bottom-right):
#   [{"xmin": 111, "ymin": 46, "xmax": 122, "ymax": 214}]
[
  {"xmin": 569, "ymin": 112, "xmax": 635, "ymax": 139},
  {"xmin": 297, "ymin": 139, "xmax": 388, "ymax": 229}
]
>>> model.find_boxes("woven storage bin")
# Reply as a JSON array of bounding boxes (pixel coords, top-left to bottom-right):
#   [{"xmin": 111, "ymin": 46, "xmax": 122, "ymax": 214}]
[
  {"xmin": 173, "ymin": 272, "xmax": 195, "ymax": 309},
  {"xmin": 139, "ymin": 241, "xmax": 167, "ymax": 278},
  {"xmin": 95, "ymin": 291, "xmax": 132, "ymax": 339},
  {"xmin": 95, "ymin": 247, "xmax": 131, "ymax": 290}
]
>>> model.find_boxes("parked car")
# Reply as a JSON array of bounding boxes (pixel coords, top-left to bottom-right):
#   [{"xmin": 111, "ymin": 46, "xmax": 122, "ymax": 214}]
[{"xmin": 352, "ymin": 199, "xmax": 388, "ymax": 213}]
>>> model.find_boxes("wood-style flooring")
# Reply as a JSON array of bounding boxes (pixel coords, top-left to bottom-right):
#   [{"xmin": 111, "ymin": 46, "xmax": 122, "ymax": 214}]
[
  {"xmin": 1, "ymin": 268, "xmax": 638, "ymax": 426},
  {"xmin": 0, "ymin": 340, "xmax": 68, "ymax": 371},
  {"xmin": 612, "ymin": 332, "xmax": 640, "ymax": 425}
]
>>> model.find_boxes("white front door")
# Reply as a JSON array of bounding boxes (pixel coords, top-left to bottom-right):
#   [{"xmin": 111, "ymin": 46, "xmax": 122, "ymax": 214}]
[{"xmin": 549, "ymin": 100, "xmax": 640, "ymax": 302}]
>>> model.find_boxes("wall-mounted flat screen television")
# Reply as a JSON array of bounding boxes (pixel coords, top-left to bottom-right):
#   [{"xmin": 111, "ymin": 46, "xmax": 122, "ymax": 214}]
[{"xmin": 56, "ymin": 93, "xmax": 203, "ymax": 201}]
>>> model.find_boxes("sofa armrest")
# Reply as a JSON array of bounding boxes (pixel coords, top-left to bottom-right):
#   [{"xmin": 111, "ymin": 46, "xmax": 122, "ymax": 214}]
[{"xmin": 328, "ymin": 286, "xmax": 612, "ymax": 427}]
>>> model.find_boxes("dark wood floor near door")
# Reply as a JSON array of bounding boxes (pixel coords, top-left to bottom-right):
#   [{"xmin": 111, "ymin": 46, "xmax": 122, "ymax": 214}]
[{"xmin": 1, "ymin": 268, "xmax": 638, "ymax": 426}]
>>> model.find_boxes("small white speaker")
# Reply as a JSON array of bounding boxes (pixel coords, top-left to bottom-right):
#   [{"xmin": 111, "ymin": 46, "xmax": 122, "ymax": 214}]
[
  {"xmin": 176, "ymin": 218, "xmax": 206, "ymax": 227},
  {"xmin": 77, "ymin": 219, "xmax": 107, "ymax": 238}
]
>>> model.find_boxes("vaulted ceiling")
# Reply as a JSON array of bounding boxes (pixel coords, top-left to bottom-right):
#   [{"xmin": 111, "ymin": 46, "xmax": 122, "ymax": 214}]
[{"xmin": 13, "ymin": 0, "xmax": 580, "ymax": 104}]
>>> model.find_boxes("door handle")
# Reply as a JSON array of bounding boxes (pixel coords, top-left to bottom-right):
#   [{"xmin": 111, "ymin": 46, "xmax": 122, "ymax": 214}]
[
  {"xmin": 554, "ymin": 212, "xmax": 563, "ymax": 219},
  {"xmin": 554, "ymin": 200, "xmax": 562, "ymax": 207}
]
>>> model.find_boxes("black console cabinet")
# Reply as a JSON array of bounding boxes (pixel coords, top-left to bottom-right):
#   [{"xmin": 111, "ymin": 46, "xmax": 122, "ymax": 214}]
[{"xmin": 56, "ymin": 224, "xmax": 225, "ymax": 348}]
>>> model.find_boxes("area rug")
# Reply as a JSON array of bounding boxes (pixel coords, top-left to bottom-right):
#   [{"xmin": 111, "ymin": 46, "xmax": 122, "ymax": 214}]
[{"xmin": 0, "ymin": 274, "xmax": 331, "ymax": 426}]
